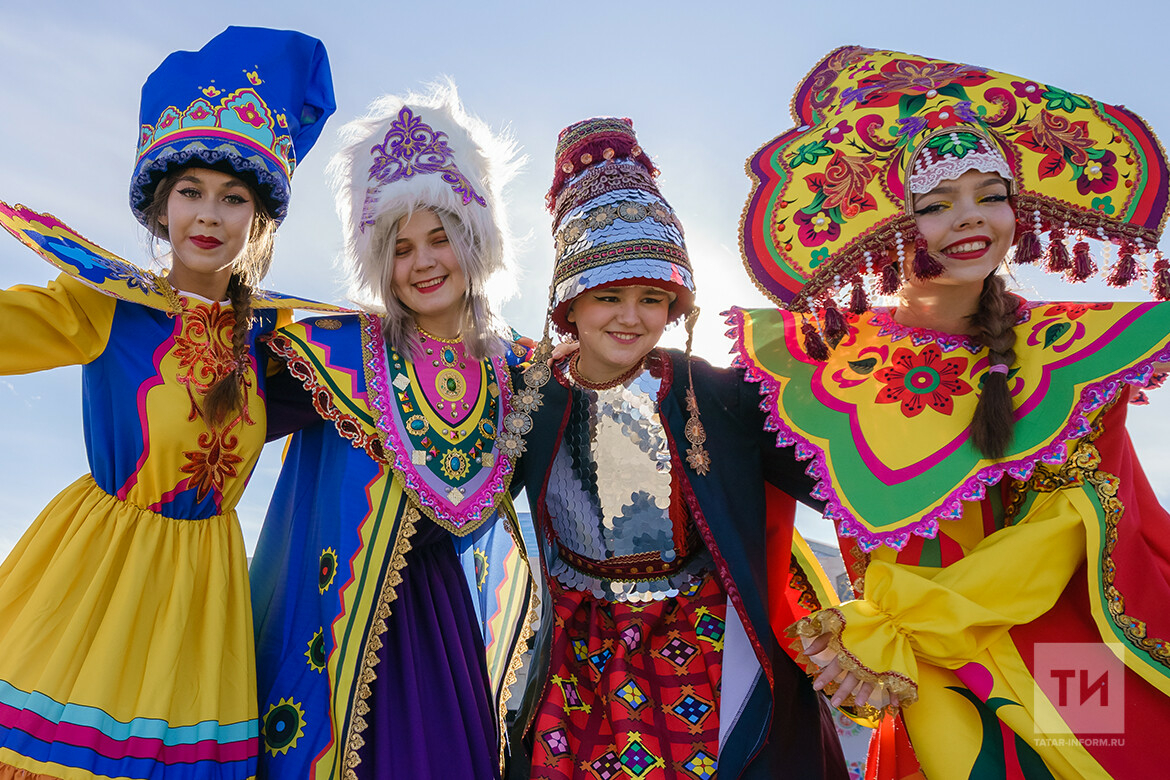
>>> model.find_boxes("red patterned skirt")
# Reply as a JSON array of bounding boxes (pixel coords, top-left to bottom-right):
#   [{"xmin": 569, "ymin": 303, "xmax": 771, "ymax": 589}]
[{"xmin": 531, "ymin": 572, "xmax": 726, "ymax": 780}]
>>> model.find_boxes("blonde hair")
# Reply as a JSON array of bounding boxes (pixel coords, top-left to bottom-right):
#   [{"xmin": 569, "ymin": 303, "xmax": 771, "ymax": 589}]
[{"xmin": 365, "ymin": 206, "xmax": 502, "ymax": 362}]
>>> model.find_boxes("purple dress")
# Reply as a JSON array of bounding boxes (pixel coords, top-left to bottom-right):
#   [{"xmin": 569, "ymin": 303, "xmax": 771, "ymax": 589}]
[{"xmin": 252, "ymin": 314, "xmax": 535, "ymax": 779}]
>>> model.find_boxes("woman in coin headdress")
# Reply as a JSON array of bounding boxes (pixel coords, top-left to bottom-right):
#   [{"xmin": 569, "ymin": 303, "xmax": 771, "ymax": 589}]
[
  {"xmin": 507, "ymin": 117, "xmax": 848, "ymax": 780},
  {"xmin": 732, "ymin": 46, "xmax": 1170, "ymax": 779},
  {"xmin": 0, "ymin": 26, "xmax": 334, "ymax": 780},
  {"xmin": 250, "ymin": 84, "xmax": 537, "ymax": 780}
]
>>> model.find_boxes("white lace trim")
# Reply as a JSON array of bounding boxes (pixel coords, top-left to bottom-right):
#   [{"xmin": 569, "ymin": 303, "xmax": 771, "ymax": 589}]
[{"xmin": 909, "ymin": 151, "xmax": 1012, "ymax": 194}]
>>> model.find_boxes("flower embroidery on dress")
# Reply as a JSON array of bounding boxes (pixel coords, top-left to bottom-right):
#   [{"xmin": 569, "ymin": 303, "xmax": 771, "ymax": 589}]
[
  {"xmin": 874, "ymin": 344, "xmax": 973, "ymax": 417},
  {"xmin": 173, "ymin": 301, "xmax": 253, "ymax": 502},
  {"xmin": 181, "ymin": 427, "xmax": 245, "ymax": 502},
  {"xmin": 173, "ymin": 301, "xmax": 249, "ymax": 420}
]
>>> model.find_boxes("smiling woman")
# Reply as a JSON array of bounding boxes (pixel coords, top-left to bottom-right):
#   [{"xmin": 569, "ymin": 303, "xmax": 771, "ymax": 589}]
[
  {"xmin": 250, "ymin": 83, "xmax": 536, "ymax": 780},
  {"xmin": 732, "ymin": 46, "xmax": 1170, "ymax": 780},
  {"xmin": 0, "ymin": 26, "xmax": 335, "ymax": 780},
  {"xmin": 507, "ymin": 116, "xmax": 847, "ymax": 780}
]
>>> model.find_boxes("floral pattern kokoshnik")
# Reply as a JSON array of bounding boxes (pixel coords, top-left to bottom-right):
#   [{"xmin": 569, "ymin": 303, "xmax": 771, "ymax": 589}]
[{"xmin": 739, "ymin": 46, "xmax": 1170, "ymax": 310}]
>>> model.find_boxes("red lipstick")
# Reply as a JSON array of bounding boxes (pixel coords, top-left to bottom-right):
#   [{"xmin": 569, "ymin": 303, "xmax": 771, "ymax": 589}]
[{"xmin": 189, "ymin": 235, "xmax": 223, "ymax": 249}]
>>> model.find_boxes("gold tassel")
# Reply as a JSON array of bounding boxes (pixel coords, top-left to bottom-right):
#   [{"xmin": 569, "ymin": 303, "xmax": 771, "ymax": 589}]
[{"xmin": 683, "ymin": 307, "xmax": 711, "ymax": 475}]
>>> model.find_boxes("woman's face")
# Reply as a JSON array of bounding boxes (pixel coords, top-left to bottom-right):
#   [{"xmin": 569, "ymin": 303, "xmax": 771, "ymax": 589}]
[
  {"xmin": 567, "ymin": 284, "xmax": 672, "ymax": 383},
  {"xmin": 906, "ymin": 168, "xmax": 1015, "ymax": 292},
  {"xmin": 159, "ymin": 167, "xmax": 257, "ymax": 299},
  {"xmin": 390, "ymin": 209, "xmax": 467, "ymax": 335}
]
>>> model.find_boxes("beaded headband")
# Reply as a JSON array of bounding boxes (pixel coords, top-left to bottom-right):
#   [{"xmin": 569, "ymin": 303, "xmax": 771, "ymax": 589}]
[
  {"xmin": 906, "ymin": 128, "xmax": 1013, "ymax": 197},
  {"xmin": 740, "ymin": 46, "xmax": 1170, "ymax": 316}
]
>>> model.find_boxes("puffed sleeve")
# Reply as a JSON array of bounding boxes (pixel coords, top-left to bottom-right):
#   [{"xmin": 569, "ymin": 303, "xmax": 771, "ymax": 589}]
[
  {"xmin": 0, "ymin": 273, "xmax": 116, "ymax": 374},
  {"xmin": 790, "ymin": 483, "xmax": 1088, "ymax": 708}
]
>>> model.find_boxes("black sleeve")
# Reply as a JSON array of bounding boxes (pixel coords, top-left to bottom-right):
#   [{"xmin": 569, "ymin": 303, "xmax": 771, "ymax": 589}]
[
  {"xmin": 264, "ymin": 352, "xmax": 322, "ymax": 441},
  {"xmin": 736, "ymin": 366, "xmax": 826, "ymax": 512}
]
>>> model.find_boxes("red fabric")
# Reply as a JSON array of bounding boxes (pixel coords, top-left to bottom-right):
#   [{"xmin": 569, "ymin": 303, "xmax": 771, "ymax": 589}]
[
  {"xmin": 1093, "ymin": 393, "xmax": 1170, "ymax": 644},
  {"xmin": 531, "ymin": 573, "xmax": 726, "ymax": 780},
  {"xmin": 865, "ymin": 713, "xmax": 924, "ymax": 780},
  {"xmin": 765, "ymin": 482, "xmax": 798, "ymax": 644},
  {"xmin": 1008, "ymin": 391, "xmax": 1170, "ymax": 777}
]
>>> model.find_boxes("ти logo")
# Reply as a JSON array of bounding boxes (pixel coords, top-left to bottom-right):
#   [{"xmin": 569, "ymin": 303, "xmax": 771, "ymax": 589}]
[{"xmin": 1034, "ymin": 642, "xmax": 1126, "ymax": 736}]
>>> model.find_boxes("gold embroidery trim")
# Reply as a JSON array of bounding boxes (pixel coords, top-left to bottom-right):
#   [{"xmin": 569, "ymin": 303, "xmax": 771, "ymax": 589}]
[
  {"xmin": 1027, "ymin": 396, "xmax": 1170, "ymax": 670},
  {"xmin": 341, "ymin": 502, "xmax": 420, "ymax": 780},
  {"xmin": 787, "ymin": 607, "xmax": 919, "ymax": 713},
  {"xmin": 493, "ymin": 515, "xmax": 541, "ymax": 774}
]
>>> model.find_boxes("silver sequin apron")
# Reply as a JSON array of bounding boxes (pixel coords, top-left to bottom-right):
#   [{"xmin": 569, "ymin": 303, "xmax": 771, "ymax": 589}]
[{"xmin": 544, "ymin": 364, "xmax": 711, "ymax": 602}]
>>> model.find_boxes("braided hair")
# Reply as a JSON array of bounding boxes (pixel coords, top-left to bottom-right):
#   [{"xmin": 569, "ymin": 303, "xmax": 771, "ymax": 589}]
[
  {"xmin": 144, "ymin": 168, "xmax": 276, "ymax": 425},
  {"xmin": 967, "ymin": 272, "xmax": 1019, "ymax": 459}
]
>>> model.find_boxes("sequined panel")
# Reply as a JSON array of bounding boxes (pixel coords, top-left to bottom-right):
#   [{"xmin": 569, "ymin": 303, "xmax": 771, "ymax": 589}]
[{"xmin": 545, "ymin": 366, "xmax": 710, "ymax": 602}]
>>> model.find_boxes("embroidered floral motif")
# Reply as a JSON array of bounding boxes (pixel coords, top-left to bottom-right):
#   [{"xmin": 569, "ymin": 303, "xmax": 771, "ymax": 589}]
[
  {"xmin": 1042, "ymin": 302, "xmax": 1113, "ymax": 320},
  {"xmin": 171, "ymin": 301, "xmax": 253, "ymax": 502},
  {"xmin": 875, "ymin": 344, "xmax": 973, "ymax": 417},
  {"xmin": 360, "ymin": 106, "xmax": 486, "ymax": 231},
  {"xmin": 173, "ymin": 302, "xmax": 245, "ymax": 420},
  {"xmin": 181, "ymin": 427, "xmax": 245, "ymax": 502}
]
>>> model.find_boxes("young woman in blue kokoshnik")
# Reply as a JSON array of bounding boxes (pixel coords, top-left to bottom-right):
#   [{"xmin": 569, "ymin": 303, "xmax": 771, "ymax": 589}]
[{"xmin": 0, "ymin": 26, "xmax": 335, "ymax": 780}]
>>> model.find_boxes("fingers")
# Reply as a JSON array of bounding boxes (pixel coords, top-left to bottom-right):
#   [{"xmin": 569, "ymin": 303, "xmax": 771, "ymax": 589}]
[
  {"xmin": 811, "ymin": 659, "xmax": 841, "ymax": 692},
  {"xmin": 805, "ymin": 633, "xmax": 831, "ymax": 655},
  {"xmin": 549, "ymin": 339, "xmax": 579, "ymax": 362}
]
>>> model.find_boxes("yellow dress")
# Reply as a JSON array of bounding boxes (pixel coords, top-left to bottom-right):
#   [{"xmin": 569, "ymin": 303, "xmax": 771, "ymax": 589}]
[
  {"xmin": 0, "ymin": 273, "xmax": 278, "ymax": 780},
  {"xmin": 731, "ymin": 303, "xmax": 1170, "ymax": 780}
]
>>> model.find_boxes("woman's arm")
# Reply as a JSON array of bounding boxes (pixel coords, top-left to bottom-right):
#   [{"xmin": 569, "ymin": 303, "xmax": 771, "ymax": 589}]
[
  {"xmin": 791, "ymin": 485, "xmax": 1088, "ymax": 711},
  {"xmin": 0, "ymin": 274, "xmax": 115, "ymax": 374}
]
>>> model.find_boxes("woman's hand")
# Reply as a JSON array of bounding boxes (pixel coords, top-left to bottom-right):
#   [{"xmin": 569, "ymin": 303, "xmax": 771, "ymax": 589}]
[
  {"xmin": 550, "ymin": 339, "xmax": 579, "ymax": 363},
  {"xmin": 805, "ymin": 632, "xmax": 900, "ymax": 710}
]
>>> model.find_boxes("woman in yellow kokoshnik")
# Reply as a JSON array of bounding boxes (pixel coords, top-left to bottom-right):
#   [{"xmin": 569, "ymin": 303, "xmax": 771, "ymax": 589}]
[
  {"xmin": 729, "ymin": 46, "xmax": 1170, "ymax": 779},
  {"xmin": 0, "ymin": 27, "xmax": 334, "ymax": 780}
]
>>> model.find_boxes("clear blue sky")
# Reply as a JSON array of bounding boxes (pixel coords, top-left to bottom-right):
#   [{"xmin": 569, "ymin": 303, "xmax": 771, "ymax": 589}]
[{"xmin": 2, "ymin": 0, "xmax": 1169, "ymax": 555}]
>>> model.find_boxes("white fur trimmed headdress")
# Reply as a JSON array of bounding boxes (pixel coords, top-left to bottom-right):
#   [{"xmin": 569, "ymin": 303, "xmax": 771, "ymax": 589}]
[{"xmin": 328, "ymin": 81, "xmax": 521, "ymax": 306}]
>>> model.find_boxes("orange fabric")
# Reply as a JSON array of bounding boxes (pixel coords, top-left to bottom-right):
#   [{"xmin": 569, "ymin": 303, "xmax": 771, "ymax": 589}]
[{"xmin": 0, "ymin": 760, "xmax": 64, "ymax": 780}]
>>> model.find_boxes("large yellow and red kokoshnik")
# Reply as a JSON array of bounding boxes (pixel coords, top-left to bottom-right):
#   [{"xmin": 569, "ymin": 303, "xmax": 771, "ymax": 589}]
[{"xmin": 740, "ymin": 46, "xmax": 1170, "ymax": 312}]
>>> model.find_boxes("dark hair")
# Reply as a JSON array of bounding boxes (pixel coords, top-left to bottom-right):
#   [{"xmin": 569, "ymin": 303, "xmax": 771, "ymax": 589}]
[
  {"xmin": 143, "ymin": 167, "xmax": 277, "ymax": 425},
  {"xmin": 967, "ymin": 273, "xmax": 1018, "ymax": 459}
]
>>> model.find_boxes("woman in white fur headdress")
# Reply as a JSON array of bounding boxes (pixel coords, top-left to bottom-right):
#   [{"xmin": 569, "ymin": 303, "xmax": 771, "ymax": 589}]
[{"xmin": 250, "ymin": 82, "xmax": 536, "ymax": 780}]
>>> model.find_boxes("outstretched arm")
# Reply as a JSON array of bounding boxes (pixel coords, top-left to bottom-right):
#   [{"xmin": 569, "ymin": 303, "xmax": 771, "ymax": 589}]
[{"xmin": 0, "ymin": 274, "xmax": 115, "ymax": 374}]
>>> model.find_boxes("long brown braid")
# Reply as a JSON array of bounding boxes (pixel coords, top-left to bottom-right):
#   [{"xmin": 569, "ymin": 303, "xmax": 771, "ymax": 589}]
[
  {"xmin": 967, "ymin": 272, "xmax": 1019, "ymax": 459},
  {"xmin": 144, "ymin": 167, "xmax": 276, "ymax": 425}
]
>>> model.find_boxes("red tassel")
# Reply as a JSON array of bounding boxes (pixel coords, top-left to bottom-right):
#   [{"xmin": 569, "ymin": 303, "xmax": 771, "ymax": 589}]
[
  {"xmin": 1047, "ymin": 230, "xmax": 1071, "ymax": 273},
  {"xmin": 880, "ymin": 262, "xmax": 901, "ymax": 295},
  {"xmin": 1070, "ymin": 241, "xmax": 1095, "ymax": 281},
  {"xmin": 912, "ymin": 234, "xmax": 946, "ymax": 279},
  {"xmin": 1015, "ymin": 230, "xmax": 1042, "ymax": 264},
  {"xmin": 850, "ymin": 279, "xmax": 869, "ymax": 314},
  {"xmin": 801, "ymin": 319, "xmax": 830, "ymax": 361},
  {"xmin": 1107, "ymin": 243, "xmax": 1138, "ymax": 287},
  {"xmin": 823, "ymin": 301, "xmax": 848, "ymax": 345},
  {"xmin": 1154, "ymin": 259, "xmax": 1170, "ymax": 301}
]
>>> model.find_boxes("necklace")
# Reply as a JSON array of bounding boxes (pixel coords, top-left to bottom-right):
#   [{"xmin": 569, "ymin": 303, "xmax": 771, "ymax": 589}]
[
  {"xmin": 568, "ymin": 353, "xmax": 644, "ymax": 390},
  {"xmin": 417, "ymin": 325, "xmax": 463, "ymax": 344}
]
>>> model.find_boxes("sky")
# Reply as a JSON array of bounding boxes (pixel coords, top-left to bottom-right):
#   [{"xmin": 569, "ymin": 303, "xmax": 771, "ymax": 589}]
[{"xmin": 2, "ymin": 0, "xmax": 1169, "ymax": 557}]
